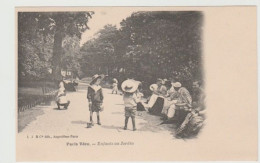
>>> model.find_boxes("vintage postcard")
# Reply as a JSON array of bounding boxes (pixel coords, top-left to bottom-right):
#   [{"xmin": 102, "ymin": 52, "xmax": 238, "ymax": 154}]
[{"xmin": 16, "ymin": 6, "xmax": 257, "ymax": 161}]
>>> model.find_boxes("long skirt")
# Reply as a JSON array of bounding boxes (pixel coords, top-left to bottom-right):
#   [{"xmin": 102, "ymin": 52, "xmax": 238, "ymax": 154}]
[
  {"xmin": 161, "ymin": 99, "xmax": 177, "ymax": 115},
  {"xmin": 167, "ymin": 104, "xmax": 176, "ymax": 118},
  {"xmin": 147, "ymin": 94, "xmax": 158, "ymax": 108},
  {"xmin": 148, "ymin": 97, "xmax": 164, "ymax": 116}
]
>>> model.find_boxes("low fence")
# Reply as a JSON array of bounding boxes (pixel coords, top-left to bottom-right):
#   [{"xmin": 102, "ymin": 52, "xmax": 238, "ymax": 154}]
[{"xmin": 18, "ymin": 88, "xmax": 57, "ymax": 113}]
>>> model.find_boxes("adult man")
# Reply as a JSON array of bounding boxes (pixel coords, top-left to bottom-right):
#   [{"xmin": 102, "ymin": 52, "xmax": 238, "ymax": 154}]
[
  {"xmin": 191, "ymin": 81, "xmax": 205, "ymax": 110},
  {"xmin": 176, "ymin": 81, "xmax": 206, "ymax": 138}
]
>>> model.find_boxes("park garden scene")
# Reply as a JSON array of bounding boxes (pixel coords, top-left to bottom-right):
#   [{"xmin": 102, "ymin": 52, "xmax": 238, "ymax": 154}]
[{"xmin": 18, "ymin": 10, "xmax": 205, "ymax": 139}]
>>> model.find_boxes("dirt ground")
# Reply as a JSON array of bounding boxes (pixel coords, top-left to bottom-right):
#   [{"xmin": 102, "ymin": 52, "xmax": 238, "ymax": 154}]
[{"xmin": 18, "ymin": 82, "xmax": 178, "ymax": 138}]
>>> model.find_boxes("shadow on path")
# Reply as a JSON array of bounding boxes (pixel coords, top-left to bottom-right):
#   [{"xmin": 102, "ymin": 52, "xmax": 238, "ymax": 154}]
[
  {"xmin": 111, "ymin": 111, "xmax": 124, "ymax": 115},
  {"xmin": 53, "ymin": 108, "xmax": 68, "ymax": 111},
  {"xmin": 71, "ymin": 120, "xmax": 88, "ymax": 125},
  {"xmin": 135, "ymin": 111, "xmax": 177, "ymax": 135},
  {"xmin": 18, "ymin": 107, "xmax": 45, "ymax": 133},
  {"xmin": 101, "ymin": 125, "xmax": 125, "ymax": 132}
]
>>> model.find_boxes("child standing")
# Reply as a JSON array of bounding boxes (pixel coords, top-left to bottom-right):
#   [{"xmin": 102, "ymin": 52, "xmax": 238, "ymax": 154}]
[
  {"xmin": 136, "ymin": 82, "xmax": 146, "ymax": 114},
  {"xmin": 87, "ymin": 74, "xmax": 104, "ymax": 126},
  {"xmin": 121, "ymin": 79, "xmax": 140, "ymax": 131},
  {"xmin": 112, "ymin": 78, "xmax": 118, "ymax": 94}
]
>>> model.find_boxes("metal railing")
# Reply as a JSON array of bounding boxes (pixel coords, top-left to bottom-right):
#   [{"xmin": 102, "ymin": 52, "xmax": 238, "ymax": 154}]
[{"xmin": 18, "ymin": 88, "xmax": 57, "ymax": 113}]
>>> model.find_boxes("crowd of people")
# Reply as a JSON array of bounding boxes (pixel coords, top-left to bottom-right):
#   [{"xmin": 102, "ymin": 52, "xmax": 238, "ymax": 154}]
[
  {"xmin": 146, "ymin": 78, "xmax": 206, "ymax": 137},
  {"xmin": 55, "ymin": 74, "xmax": 206, "ymax": 138},
  {"xmin": 114, "ymin": 77, "xmax": 206, "ymax": 137}
]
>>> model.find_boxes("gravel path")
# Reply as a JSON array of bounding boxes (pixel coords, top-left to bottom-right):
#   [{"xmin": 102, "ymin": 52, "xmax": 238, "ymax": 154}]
[{"xmin": 18, "ymin": 82, "xmax": 177, "ymax": 140}]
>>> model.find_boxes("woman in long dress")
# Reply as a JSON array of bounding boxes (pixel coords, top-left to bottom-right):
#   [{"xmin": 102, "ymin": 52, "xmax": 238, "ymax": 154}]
[
  {"xmin": 148, "ymin": 79, "xmax": 166, "ymax": 116},
  {"xmin": 56, "ymin": 81, "xmax": 70, "ymax": 109},
  {"xmin": 147, "ymin": 84, "xmax": 158, "ymax": 108},
  {"xmin": 161, "ymin": 81, "xmax": 178, "ymax": 118}
]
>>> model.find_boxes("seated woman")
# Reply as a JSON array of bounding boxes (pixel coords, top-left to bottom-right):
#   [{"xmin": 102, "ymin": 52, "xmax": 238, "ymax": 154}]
[
  {"xmin": 136, "ymin": 82, "xmax": 146, "ymax": 112},
  {"xmin": 56, "ymin": 82, "xmax": 70, "ymax": 110},
  {"xmin": 148, "ymin": 78, "xmax": 167, "ymax": 116},
  {"xmin": 161, "ymin": 81, "xmax": 179, "ymax": 120},
  {"xmin": 146, "ymin": 84, "xmax": 158, "ymax": 109}
]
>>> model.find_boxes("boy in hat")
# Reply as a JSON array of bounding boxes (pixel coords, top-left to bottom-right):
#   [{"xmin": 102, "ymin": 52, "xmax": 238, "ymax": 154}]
[
  {"xmin": 87, "ymin": 74, "xmax": 104, "ymax": 126},
  {"xmin": 121, "ymin": 79, "xmax": 140, "ymax": 131}
]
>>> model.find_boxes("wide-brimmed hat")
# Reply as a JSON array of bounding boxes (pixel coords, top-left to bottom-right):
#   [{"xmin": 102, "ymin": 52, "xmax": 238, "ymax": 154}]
[
  {"xmin": 90, "ymin": 74, "xmax": 102, "ymax": 85},
  {"xmin": 157, "ymin": 78, "xmax": 163, "ymax": 83},
  {"xmin": 172, "ymin": 82, "xmax": 182, "ymax": 88},
  {"xmin": 149, "ymin": 84, "xmax": 158, "ymax": 92},
  {"xmin": 121, "ymin": 79, "xmax": 139, "ymax": 93},
  {"xmin": 113, "ymin": 78, "xmax": 118, "ymax": 82},
  {"xmin": 162, "ymin": 78, "xmax": 168, "ymax": 85}
]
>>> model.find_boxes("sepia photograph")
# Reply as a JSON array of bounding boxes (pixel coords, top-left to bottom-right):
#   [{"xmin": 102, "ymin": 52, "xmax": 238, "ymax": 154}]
[
  {"xmin": 16, "ymin": 7, "xmax": 257, "ymax": 161},
  {"xmin": 18, "ymin": 9, "xmax": 204, "ymax": 138}
]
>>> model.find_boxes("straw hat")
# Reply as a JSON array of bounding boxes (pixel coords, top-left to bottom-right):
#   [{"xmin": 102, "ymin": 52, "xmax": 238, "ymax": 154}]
[
  {"xmin": 172, "ymin": 82, "xmax": 182, "ymax": 88},
  {"xmin": 149, "ymin": 84, "xmax": 158, "ymax": 91},
  {"xmin": 90, "ymin": 74, "xmax": 102, "ymax": 85},
  {"xmin": 121, "ymin": 79, "xmax": 139, "ymax": 93},
  {"xmin": 157, "ymin": 78, "xmax": 163, "ymax": 83},
  {"xmin": 113, "ymin": 78, "xmax": 118, "ymax": 83},
  {"xmin": 163, "ymin": 78, "xmax": 168, "ymax": 82}
]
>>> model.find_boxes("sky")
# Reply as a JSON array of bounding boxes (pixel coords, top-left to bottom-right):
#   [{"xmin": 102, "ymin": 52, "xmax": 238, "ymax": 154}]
[{"xmin": 80, "ymin": 8, "xmax": 135, "ymax": 46}]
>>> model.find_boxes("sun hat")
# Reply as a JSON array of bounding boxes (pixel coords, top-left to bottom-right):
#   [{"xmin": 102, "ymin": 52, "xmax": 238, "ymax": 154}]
[
  {"xmin": 149, "ymin": 84, "xmax": 158, "ymax": 92},
  {"xmin": 121, "ymin": 79, "xmax": 139, "ymax": 93},
  {"xmin": 157, "ymin": 78, "xmax": 163, "ymax": 83},
  {"xmin": 90, "ymin": 74, "xmax": 102, "ymax": 85},
  {"xmin": 172, "ymin": 82, "xmax": 182, "ymax": 88},
  {"xmin": 113, "ymin": 78, "xmax": 118, "ymax": 84}
]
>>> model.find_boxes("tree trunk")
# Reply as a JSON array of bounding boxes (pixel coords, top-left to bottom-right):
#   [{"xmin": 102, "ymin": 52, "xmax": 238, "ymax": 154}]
[{"xmin": 52, "ymin": 28, "xmax": 63, "ymax": 81}]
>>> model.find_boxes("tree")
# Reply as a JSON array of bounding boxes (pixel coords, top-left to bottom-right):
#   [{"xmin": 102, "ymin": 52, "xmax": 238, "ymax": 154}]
[
  {"xmin": 80, "ymin": 11, "xmax": 203, "ymax": 91},
  {"xmin": 18, "ymin": 12, "xmax": 94, "ymax": 80},
  {"xmin": 62, "ymin": 35, "xmax": 82, "ymax": 78},
  {"xmin": 117, "ymin": 11, "xmax": 203, "ymax": 86},
  {"xmin": 18, "ymin": 14, "xmax": 54, "ymax": 81},
  {"xmin": 80, "ymin": 24, "xmax": 119, "ymax": 76}
]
